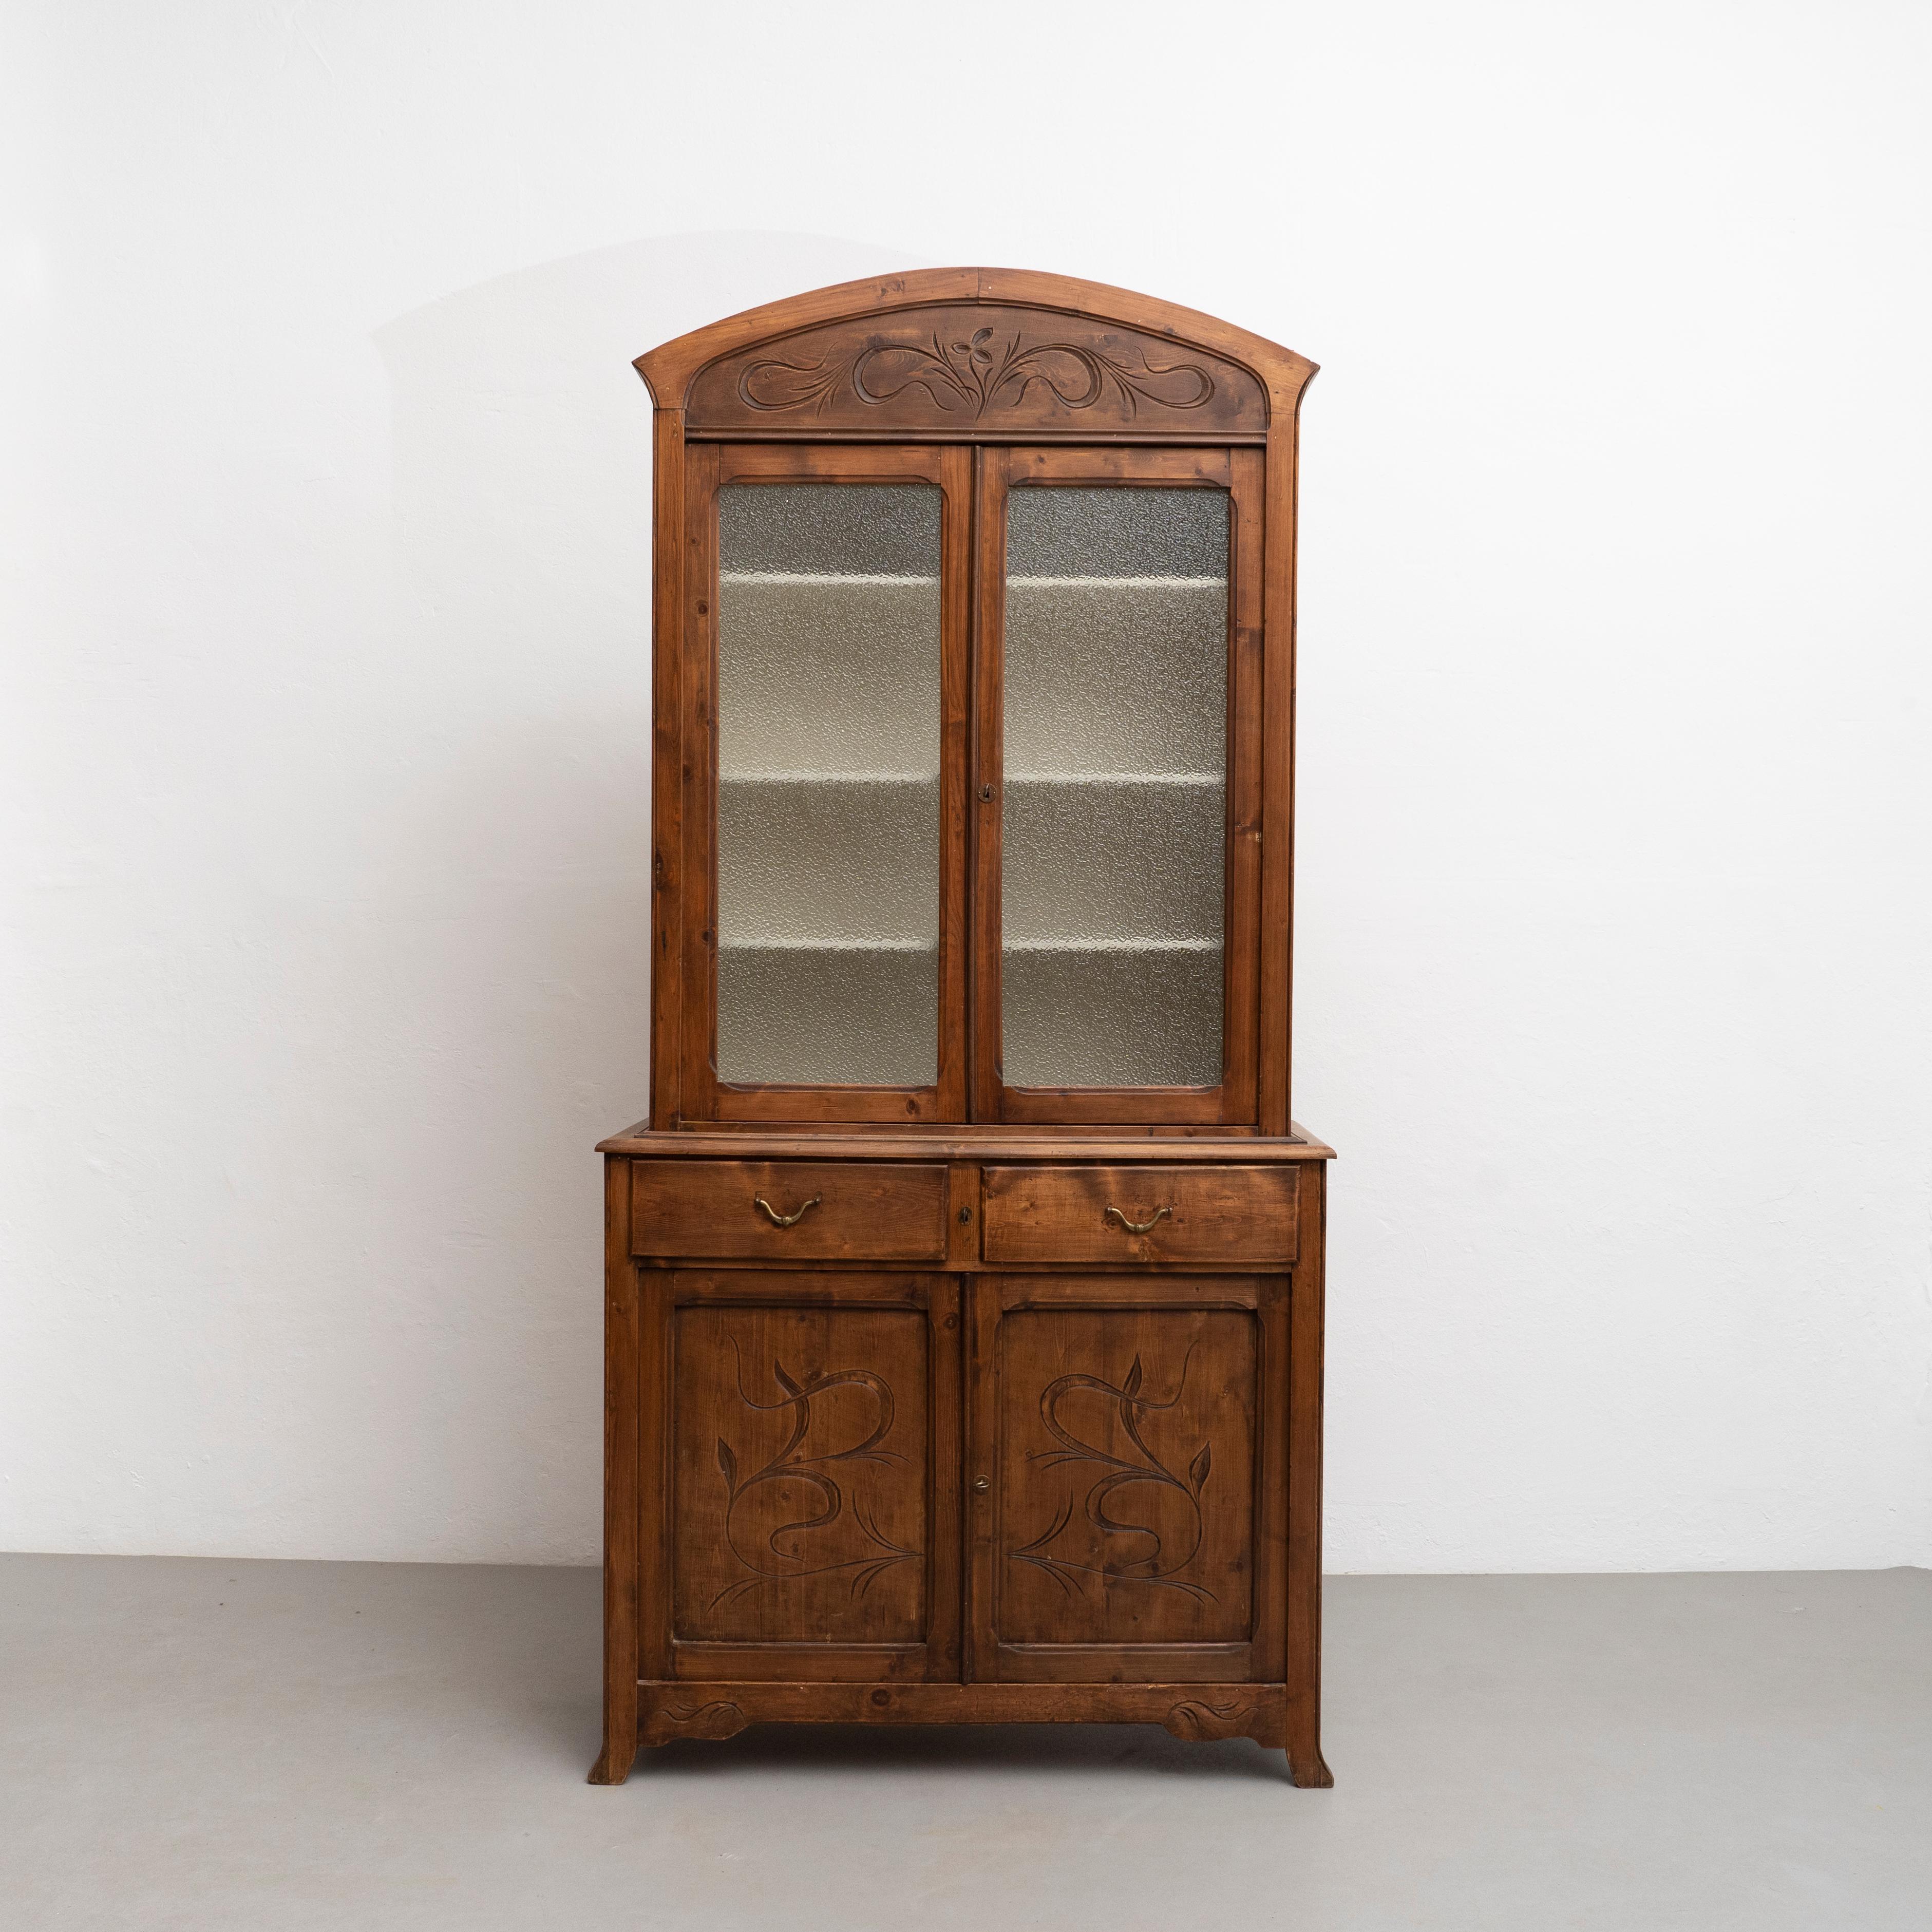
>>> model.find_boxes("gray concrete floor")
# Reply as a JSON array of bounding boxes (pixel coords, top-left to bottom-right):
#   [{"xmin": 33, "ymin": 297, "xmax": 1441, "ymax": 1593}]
[{"xmin": 3, "ymin": 1559, "xmax": 1927, "ymax": 1930}]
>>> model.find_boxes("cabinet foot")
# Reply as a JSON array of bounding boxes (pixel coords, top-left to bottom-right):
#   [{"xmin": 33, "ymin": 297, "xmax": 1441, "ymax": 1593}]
[
  {"xmin": 588, "ymin": 1731, "xmax": 638, "ymax": 1786},
  {"xmin": 1286, "ymin": 1746, "xmax": 1334, "ymax": 1788}
]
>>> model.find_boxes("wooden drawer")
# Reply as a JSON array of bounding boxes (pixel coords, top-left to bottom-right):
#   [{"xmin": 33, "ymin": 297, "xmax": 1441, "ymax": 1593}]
[
  {"xmin": 629, "ymin": 1160, "xmax": 948, "ymax": 1262},
  {"xmin": 980, "ymin": 1165, "xmax": 1299, "ymax": 1267}
]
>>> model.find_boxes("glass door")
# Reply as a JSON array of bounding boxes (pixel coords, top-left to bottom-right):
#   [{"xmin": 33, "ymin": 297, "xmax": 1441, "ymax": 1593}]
[
  {"xmin": 687, "ymin": 445, "xmax": 969, "ymax": 1121},
  {"xmin": 972, "ymin": 448, "xmax": 1262, "ymax": 1124}
]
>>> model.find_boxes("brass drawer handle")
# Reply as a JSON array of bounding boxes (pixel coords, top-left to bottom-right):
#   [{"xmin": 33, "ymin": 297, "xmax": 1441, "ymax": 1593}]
[
  {"xmin": 1105, "ymin": 1204, "xmax": 1171, "ymax": 1236},
  {"xmin": 754, "ymin": 1192, "xmax": 822, "ymax": 1228}
]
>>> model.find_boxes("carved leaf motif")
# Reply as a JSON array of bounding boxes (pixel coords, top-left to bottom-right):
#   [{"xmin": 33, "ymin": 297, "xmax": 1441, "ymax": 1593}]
[
  {"xmin": 712, "ymin": 1335, "xmax": 920, "ymax": 1610},
  {"xmin": 1163, "ymin": 1698, "xmax": 1252, "ymax": 1742},
  {"xmin": 1189, "ymin": 1442, "xmax": 1212, "ymax": 1493},
  {"xmin": 1010, "ymin": 1344, "xmax": 1217, "ymax": 1607},
  {"xmin": 648, "ymin": 1699, "xmax": 749, "ymax": 1746},
  {"xmin": 734, "ymin": 325, "xmax": 1217, "ymax": 422}
]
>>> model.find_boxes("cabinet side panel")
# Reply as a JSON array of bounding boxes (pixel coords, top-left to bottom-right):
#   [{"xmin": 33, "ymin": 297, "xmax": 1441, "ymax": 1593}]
[
  {"xmin": 649, "ymin": 415, "xmax": 687, "ymax": 1129},
  {"xmin": 1225, "ymin": 445, "xmax": 1265, "ymax": 1122},
  {"xmin": 1285, "ymin": 1162, "xmax": 1329, "ymax": 1768},
  {"xmin": 1257, "ymin": 417, "xmax": 1299, "ymax": 1133},
  {"xmin": 596, "ymin": 1157, "xmax": 640, "ymax": 1774},
  {"xmin": 638, "ymin": 1262, "xmax": 673, "ymax": 1680},
  {"xmin": 679, "ymin": 442, "xmax": 722, "ymax": 1119}
]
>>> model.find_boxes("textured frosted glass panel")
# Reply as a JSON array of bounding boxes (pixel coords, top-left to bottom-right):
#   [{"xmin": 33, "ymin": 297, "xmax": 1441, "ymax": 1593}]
[
  {"xmin": 718, "ymin": 778, "xmax": 938, "ymax": 944},
  {"xmin": 1001, "ymin": 778, "xmax": 1223, "ymax": 945},
  {"xmin": 718, "ymin": 946, "xmax": 939, "ymax": 1087},
  {"xmin": 716, "ymin": 483, "xmax": 940, "ymax": 1087},
  {"xmin": 718, "ymin": 579, "xmax": 938, "ymax": 774},
  {"xmin": 1006, "ymin": 487, "xmax": 1227, "ymax": 578},
  {"xmin": 721, "ymin": 484, "xmax": 940, "ymax": 576},
  {"xmin": 1002, "ymin": 486, "xmax": 1227, "ymax": 1091},
  {"xmin": 1005, "ymin": 581, "xmax": 1226, "ymax": 776},
  {"xmin": 1004, "ymin": 948, "xmax": 1222, "ymax": 1089}
]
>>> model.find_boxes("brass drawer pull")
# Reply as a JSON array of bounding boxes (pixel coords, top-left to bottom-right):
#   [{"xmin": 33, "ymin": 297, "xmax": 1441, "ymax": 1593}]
[
  {"xmin": 1105, "ymin": 1204, "xmax": 1171, "ymax": 1236},
  {"xmin": 754, "ymin": 1192, "xmax": 822, "ymax": 1228}
]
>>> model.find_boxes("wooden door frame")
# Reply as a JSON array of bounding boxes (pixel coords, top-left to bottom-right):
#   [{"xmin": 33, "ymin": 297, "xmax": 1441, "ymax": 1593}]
[
  {"xmin": 642, "ymin": 1266, "xmax": 964, "ymax": 1685},
  {"xmin": 969, "ymin": 444, "xmax": 1263, "ymax": 1125},
  {"xmin": 678, "ymin": 441, "xmax": 972, "ymax": 1124},
  {"xmin": 962, "ymin": 1272, "xmax": 1289, "ymax": 1685}
]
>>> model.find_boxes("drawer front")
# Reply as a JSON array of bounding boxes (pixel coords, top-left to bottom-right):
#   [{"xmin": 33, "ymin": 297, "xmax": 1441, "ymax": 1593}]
[
  {"xmin": 980, "ymin": 1165, "xmax": 1299, "ymax": 1267},
  {"xmin": 630, "ymin": 1161, "xmax": 948, "ymax": 1262}
]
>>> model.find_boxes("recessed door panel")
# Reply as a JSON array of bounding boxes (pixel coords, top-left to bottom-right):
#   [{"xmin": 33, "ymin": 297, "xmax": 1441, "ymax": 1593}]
[
  {"xmin": 967, "ymin": 1277, "xmax": 1287, "ymax": 1683},
  {"xmin": 657, "ymin": 1273, "xmax": 961, "ymax": 1682}
]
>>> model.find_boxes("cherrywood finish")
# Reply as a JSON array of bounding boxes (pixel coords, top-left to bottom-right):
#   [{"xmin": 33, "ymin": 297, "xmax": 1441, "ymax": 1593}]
[
  {"xmin": 979, "ymin": 1165, "xmax": 1299, "ymax": 1267},
  {"xmin": 598, "ymin": 269, "xmax": 1333, "ymax": 1788}
]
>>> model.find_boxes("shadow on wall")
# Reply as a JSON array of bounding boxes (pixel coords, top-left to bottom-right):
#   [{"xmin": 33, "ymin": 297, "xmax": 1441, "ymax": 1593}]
[
  {"xmin": 343, "ymin": 233, "xmax": 920, "ymax": 1558},
  {"xmin": 363, "ymin": 224, "xmax": 921, "ymax": 1161}
]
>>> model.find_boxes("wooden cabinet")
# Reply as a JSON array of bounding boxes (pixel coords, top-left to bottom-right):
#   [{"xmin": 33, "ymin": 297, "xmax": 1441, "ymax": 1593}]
[{"xmin": 592, "ymin": 269, "xmax": 1333, "ymax": 1787}]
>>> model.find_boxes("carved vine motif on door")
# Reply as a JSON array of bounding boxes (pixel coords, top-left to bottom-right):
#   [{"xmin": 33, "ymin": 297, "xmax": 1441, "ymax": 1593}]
[
  {"xmin": 737, "ymin": 329, "xmax": 1216, "ymax": 421},
  {"xmin": 1008, "ymin": 1347, "xmax": 1217, "ymax": 1605},
  {"xmin": 712, "ymin": 1339, "xmax": 920, "ymax": 1611}
]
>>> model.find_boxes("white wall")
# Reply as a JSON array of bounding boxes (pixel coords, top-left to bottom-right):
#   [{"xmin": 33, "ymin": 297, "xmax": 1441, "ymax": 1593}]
[{"xmin": 3, "ymin": 1, "xmax": 1927, "ymax": 1569}]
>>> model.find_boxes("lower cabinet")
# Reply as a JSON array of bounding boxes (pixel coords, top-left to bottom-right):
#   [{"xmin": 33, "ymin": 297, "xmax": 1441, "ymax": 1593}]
[{"xmin": 593, "ymin": 1151, "xmax": 1331, "ymax": 1787}]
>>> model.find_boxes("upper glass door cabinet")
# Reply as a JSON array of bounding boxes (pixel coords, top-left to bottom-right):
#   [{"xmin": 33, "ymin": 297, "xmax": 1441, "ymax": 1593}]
[
  {"xmin": 636, "ymin": 269, "xmax": 1313, "ymax": 1135},
  {"xmin": 686, "ymin": 444, "xmax": 970, "ymax": 1122},
  {"xmin": 973, "ymin": 448, "xmax": 1263, "ymax": 1125}
]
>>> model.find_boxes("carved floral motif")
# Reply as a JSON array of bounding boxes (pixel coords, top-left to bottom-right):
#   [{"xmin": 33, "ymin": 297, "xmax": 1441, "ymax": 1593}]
[
  {"xmin": 1009, "ymin": 1347, "xmax": 1216, "ymax": 1605},
  {"xmin": 736, "ymin": 328, "xmax": 1217, "ymax": 421},
  {"xmin": 712, "ymin": 1338, "xmax": 919, "ymax": 1610}
]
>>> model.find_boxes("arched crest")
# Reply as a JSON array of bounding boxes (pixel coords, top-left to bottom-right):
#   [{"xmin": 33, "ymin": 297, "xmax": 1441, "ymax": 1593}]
[{"xmin": 635, "ymin": 268, "xmax": 1315, "ymax": 439}]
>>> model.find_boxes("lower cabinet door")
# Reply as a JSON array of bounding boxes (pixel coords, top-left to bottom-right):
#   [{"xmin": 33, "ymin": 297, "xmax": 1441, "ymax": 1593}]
[
  {"xmin": 967, "ymin": 1275, "xmax": 1289, "ymax": 1684},
  {"xmin": 647, "ymin": 1270, "xmax": 961, "ymax": 1683}
]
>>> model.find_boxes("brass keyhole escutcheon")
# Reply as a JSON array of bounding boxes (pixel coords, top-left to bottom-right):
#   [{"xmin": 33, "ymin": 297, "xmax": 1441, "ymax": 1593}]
[{"xmin": 973, "ymin": 1475, "xmax": 990, "ymax": 1493}]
